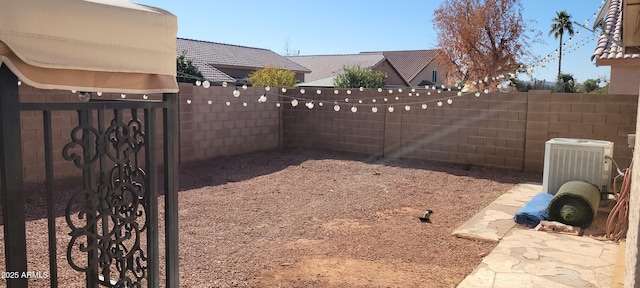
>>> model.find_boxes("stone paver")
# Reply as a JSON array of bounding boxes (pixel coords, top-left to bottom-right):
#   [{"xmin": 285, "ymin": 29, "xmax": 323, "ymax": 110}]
[
  {"xmin": 456, "ymin": 183, "xmax": 620, "ymax": 288},
  {"xmin": 452, "ymin": 183, "xmax": 541, "ymax": 242}
]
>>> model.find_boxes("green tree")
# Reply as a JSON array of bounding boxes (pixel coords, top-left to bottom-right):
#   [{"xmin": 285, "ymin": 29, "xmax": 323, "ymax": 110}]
[
  {"xmin": 176, "ymin": 51, "xmax": 204, "ymax": 83},
  {"xmin": 247, "ymin": 65, "xmax": 298, "ymax": 87},
  {"xmin": 549, "ymin": 11, "xmax": 574, "ymax": 78},
  {"xmin": 333, "ymin": 65, "xmax": 386, "ymax": 88},
  {"xmin": 591, "ymin": 82, "xmax": 609, "ymax": 94},
  {"xmin": 579, "ymin": 78, "xmax": 601, "ymax": 93}
]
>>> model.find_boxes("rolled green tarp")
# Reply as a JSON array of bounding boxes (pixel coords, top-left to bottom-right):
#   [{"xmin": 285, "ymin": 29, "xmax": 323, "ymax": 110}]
[{"xmin": 548, "ymin": 181, "xmax": 601, "ymax": 228}]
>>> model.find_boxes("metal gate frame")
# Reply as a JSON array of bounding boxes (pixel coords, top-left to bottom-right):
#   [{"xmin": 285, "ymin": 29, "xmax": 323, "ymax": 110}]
[{"xmin": 0, "ymin": 64, "xmax": 180, "ymax": 287}]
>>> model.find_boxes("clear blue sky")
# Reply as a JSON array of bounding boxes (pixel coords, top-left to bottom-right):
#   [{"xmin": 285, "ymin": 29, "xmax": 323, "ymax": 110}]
[{"xmin": 135, "ymin": 0, "xmax": 609, "ymax": 84}]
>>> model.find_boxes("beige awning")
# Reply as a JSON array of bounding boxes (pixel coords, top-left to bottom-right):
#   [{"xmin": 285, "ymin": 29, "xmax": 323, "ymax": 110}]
[{"xmin": 0, "ymin": 0, "xmax": 179, "ymax": 94}]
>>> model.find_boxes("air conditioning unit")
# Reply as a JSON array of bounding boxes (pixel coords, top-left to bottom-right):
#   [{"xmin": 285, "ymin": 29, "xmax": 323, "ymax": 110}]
[{"xmin": 542, "ymin": 138, "xmax": 614, "ymax": 195}]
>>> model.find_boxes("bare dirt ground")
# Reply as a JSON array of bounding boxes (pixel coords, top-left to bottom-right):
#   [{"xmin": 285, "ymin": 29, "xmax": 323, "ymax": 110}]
[{"xmin": 1, "ymin": 149, "xmax": 542, "ymax": 287}]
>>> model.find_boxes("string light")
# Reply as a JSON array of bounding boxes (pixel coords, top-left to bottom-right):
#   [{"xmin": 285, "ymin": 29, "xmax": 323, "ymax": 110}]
[
  {"xmin": 265, "ymin": 86, "xmax": 271, "ymax": 92},
  {"xmin": 291, "ymin": 98, "xmax": 299, "ymax": 107},
  {"xmin": 186, "ymin": 99, "xmax": 192, "ymax": 104},
  {"xmin": 404, "ymin": 105, "xmax": 411, "ymax": 111},
  {"xmin": 281, "ymin": 87, "xmax": 287, "ymax": 93},
  {"xmin": 226, "ymin": 101, "xmax": 231, "ymax": 106},
  {"xmin": 97, "ymin": 92, "xmax": 103, "ymax": 96},
  {"xmin": 233, "ymin": 88, "xmax": 241, "ymax": 97},
  {"xmin": 437, "ymin": 101, "xmax": 443, "ymax": 107},
  {"xmin": 242, "ymin": 84, "xmax": 248, "ymax": 90},
  {"xmin": 334, "ymin": 89, "xmax": 339, "ymax": 95},
  {"xmin": 121, "ymin": 94, "xmax": 127, "ymax": 99},
  {"xmin": 447, "ymin": 98, "xmax": 453, "ymax": 105},
  {"xmin": 333, "ymin": 102, "xmax": 341, "ymax": 112},
  {"xmin": 208, "ymin": 100, "xmax": 213, "ymax": 105},
  {"xmin": 306, "ymin": 101, "xmax": 315, "ymax": 109},
  {"xmin": 347, "ymin": 90, "xmax": 352, "ymax": 95},
  {"xmin": 300, "ymin": 88, "xmax": 306, "ymax": 94},
  {"xmin": 372, "ymin": 106, "xmax": 378, "ymax": 113},
  {"xmin": 316, "ymin": 89, "xmax": 322, "ymax": 95},
  {"xmin": 422, "ymin": 103, "xmax": 428, "ymax": 109},
  {"xmin": 351, "ymin": 105, "xmax": 358, "ymax": 113},
  {"xmin": 143, "ymin": 94, "xmax": 148, "ymax": 100},
  {"xmin": 388, "ymin": 106, "xmax": 395, "ymax": 112}
]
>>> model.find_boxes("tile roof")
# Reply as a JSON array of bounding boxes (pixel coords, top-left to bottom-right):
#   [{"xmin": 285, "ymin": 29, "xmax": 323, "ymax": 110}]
[
  {"xmin": 362, "ymin": 50, "xmax": 439, "ymax": 83},
  {"xmin": 177, "ymin": 38, "xmax": 310, "ymax": 82},
  {"xmin": 592, "ymin": 0, "xmax": 640, "ymax": 61},
  {"xmin": 286, "ymin": 54, "xmax": 386, "ymax": 83}
]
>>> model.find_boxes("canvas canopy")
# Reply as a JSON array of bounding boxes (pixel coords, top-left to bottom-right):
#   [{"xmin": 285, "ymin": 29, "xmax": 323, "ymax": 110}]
[{"xmin": 0, "ymin": 0, "xmax": 179, "ymax": 94}]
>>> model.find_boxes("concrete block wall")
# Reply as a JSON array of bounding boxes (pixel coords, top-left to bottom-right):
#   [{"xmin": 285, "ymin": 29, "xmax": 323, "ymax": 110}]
[
  {"xmin": 525, "ymin": 92, "xmax": 637, "ymax": 172},
  {"xmin": 282, "ymin": 90, "xmax": 386, "ymax": 155},
  {"xmin": 283, "ymin": 89, "xmax": 528, "ymax": 170},
  {"xmin": 177, "ymin": 84, "xmax": 280, "ymax": 163}
]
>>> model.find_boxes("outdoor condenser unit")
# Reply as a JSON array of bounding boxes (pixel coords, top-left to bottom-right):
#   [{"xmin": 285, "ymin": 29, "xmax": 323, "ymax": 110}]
[{"xmin": 542, "ymin": 138, "xmax": 614, "ymax": 195}]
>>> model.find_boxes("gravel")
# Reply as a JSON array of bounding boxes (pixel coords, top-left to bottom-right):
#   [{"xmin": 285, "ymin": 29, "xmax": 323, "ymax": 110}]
[{"xmin": 0, "ymin": 149, "xmax": 541, "ymax": 287}]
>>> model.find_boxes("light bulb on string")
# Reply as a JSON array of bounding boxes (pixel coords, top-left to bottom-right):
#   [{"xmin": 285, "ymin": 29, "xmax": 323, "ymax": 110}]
[
  {"xmin": 207, "ymin": 100, "xmax": 213, "ymax": 105},
  {"xmin": 427, "ymin": 92, "xmax": 431, "ymax": 95},
  {"xmin": 371, "ymin": 106, "xmax": 378, "ymax": 113},
  {"xmin": 383, "ymin": 97, "xmax": 388, "ymax": 102},
  {"xmin": 242, "ymin": 84, "xmax": 248, "ymax": 90},
  {"xmin": 316, "ymin": 89, "xmax": 321, "ymax": 95},
  {"xmin": 372, "ymin": 99, "xmax": 377, "ymax": 103},
  {"xmin": 447, "ymin": 98, "xmax": 453, "ymax": 105},
  {"xmin": 276, "ymin": 102, "xmax": 281, "ymax": 108},
  {"xmin": 388, "ymin": 89, "xmax": 393, "ymax": 94},
  {"xmin": 411, "ymin": 88, "xmax": 416, "ymax": 93},
  {"xmin": 395, "ymin": 96, "xmax": 400, "ymax": 100},
  {"xmin": 398, "ymin": 88, "xmax": 403, "ymax": 93},
  {"xmin": 97, "ymin": 92, "xmax": 103, "ymax": 97},
  {"xmin": 378, "ymin": 88, "xmax": 383, "ymax": 92},
  {"xmin": 222, "ymin": 82, "xmax": 228, "ymax": 87},
  {"xmin": 408, "ymin": 93, "xmax": 413, "ymax": 97},
  {"xmin": 333, "ymin": 102, "xmax": 341, "ymax": 112},
  {"xmin": 404, "ymin": 105, "xmax": 411, "ymax": 111},
  {"xmin": 306, "ymin": 101, "xmax": 315, "ymax": 109},
  {"xmin": 358, "ymin": 100, "xmax": 363, "ymax": 104},
  {"xmin": 225, "ymin": 101, "xmax": 231, "ymax": 106},
  {"xmin": 265, "ymin": 86, "xmax": 271, "ymax": 92},
  {"xmin": 203, "ymin": 81, "xmax": 211, "ymax": 88},
  {"xmin": 121, "ymin": 94, "xmax": 127, "ymax": 99},
  {"xmin": 437, "ymin": 90, "xmax": 442, "ymax": 94},
  {"xmin": 457, "ymin": 92, "xmax": 462, "ymax": 97},
  {"xmin": 281, "ymin": 87, "xmax": 287, "ymax": 93},
  {"xmin": 291, "ymin": 98, "xmax": 299, "ymax": 107},
  {"xmin": 388, "ymin": 106, "xmax": 395, "ymax": 112},
  {"xmin": 232, "ymin": 88, "xmax": 241, "ymax": 97},
  {"xmin": 318, "ymin": 102, "xmax": 324, "ymax": 107},
  {"xmin": 475, "ymin": 92, "xmax": 481, "ymax": 97},
  {"xmin": 345, "ymin": 98, "xmax": 349, "ymax": 103},
  {"xmin": 484, "ymin": 89, "xmax": 489, "ymax": 94},
  {"xmin": 359, "ymin": 87, "xmax": 364, "ymax": 92},
  {"xmin": 71, "ymin": 90, "xmax": 77, "ymax": 94},
  {"xmin": 300, "ymin": 88, "xmax": 306, "ymax": 94},
  {"xmin": 437, "ymin": 101, "xmax": 443, "ymax": 107},
  {"xmin": 196, "ymin": 80, "xmax": 202, "ymax": 86},
  {"xmin": 78, "ymin": 92, "xmax": 91, "ymax": 103},
  {"xmin": 334, "ymin": 89, "xmax": 339, "ymax": 95},
  {"xmin": 421, "ymin": 103, "xmax": 428, "ymax": 110},
  {"xmin": 347, "ymin": 90, "xmax": 352, "ymax": 95},
  {"xmin": 142, "ymin": 94, "xmax": 148, "ymax": 100},
  {"xmin": 416, "ymin": 93, "xmax": 420, "ymax": 97},
  {"xmin": 351, "ymin": 105, "xmax": 358, "ymax": 113},
  {"xmin": 186, "ymin": 99, "xmax": 192, "ymax": 104},
  {"xmin": 258, "ymin": 94, "xmax": 267, "ymax": 103},
  {"xmin": 242, "ymin": 102, "xmax": 248, "ymax": 107}
]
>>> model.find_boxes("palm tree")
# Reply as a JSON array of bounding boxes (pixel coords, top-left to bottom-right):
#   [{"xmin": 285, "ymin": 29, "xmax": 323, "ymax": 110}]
[{"xmin": 549, "ymin": 11, "xmax": 575, "ymax": 78}]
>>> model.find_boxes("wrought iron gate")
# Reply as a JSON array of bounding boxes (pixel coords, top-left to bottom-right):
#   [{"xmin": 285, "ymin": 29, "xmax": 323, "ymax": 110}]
[{"xmin": 0, "ymin": 64, "xmax": 180, "ymax": 287}]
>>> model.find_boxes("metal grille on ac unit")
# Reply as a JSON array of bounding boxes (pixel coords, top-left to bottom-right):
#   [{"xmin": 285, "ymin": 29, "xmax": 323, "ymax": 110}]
[{"xmin": 542, "ymin": 138, "xmax": 613, "ymax": 195}]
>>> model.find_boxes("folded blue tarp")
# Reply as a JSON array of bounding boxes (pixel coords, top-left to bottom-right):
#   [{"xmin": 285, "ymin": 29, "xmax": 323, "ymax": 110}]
[{"xmin": 513, "ymin": 192, "xmax": 554, "ymax": 227}]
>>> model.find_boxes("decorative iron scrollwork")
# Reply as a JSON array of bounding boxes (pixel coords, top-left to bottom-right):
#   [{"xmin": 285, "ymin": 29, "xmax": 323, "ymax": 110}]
[{"xmin": 64, "ymin": 109, "xmax": 149, "ymax": 287}]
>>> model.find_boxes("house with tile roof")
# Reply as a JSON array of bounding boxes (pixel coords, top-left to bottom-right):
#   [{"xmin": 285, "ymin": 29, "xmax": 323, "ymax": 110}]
[
  {"xmin": 287, "ymin": 50, "xmax": 445, "ymax": 88},
  {"xmin": 592, "ymin": 0, "xmax": 640, "ymax": 94},
  {"xmin": 177, "ymin": 38, "xmax": 310, "ymax": 85}
]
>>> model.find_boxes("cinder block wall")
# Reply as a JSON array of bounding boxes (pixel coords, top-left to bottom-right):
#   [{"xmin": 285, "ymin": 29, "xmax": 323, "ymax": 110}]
[
  {"xmin": 284, "ymin": 88, "xmax": 637, "ymax": 173},
  {"xmin": 15, "ymin": 84, "xmax": 639, "ymax": 183},
  {"xmin": 283, "ymin": 89, "xmax": 528, "ymax": 170},
  {"xmin": 176, "ymin": 84, "xmax": 280, "ymax": 163},
  {"xmin": 524, "ymin": 92, "xmax": 637, "ymax": 172}
]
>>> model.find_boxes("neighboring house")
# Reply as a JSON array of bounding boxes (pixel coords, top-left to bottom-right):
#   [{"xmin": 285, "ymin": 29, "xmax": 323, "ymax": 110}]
[
  {"xmin": 287, "ymin": 50, "xmax": 445, "ymax": 88},
  {"xmin": 362, "ymin": 50, "xmax": 445, "ymax": 87},
  {"xmin": 592, "ymin": 0, "xmax": 640, "ymax": 94},
  {"xmin": 177, "ymin": 38, "xmax": 310, "ymax": 85}
]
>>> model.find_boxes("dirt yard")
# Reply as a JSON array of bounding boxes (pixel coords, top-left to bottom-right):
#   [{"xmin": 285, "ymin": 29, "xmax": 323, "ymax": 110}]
[{"xmin": 1, "ymin": 149, "xmax": 541, "ymax": 287}]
